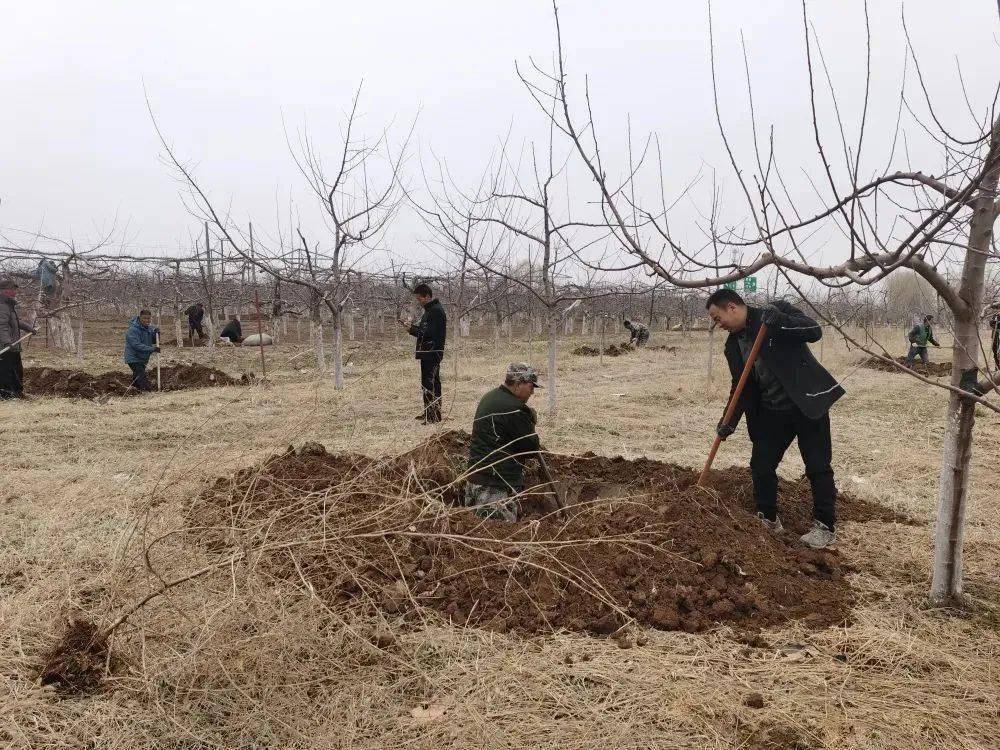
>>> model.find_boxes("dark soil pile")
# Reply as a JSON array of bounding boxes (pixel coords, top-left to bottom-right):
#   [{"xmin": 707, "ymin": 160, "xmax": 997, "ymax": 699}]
[
  {"xmin": 860, "ymin": 356, "xmax": 952, "ymax": 377},
  {"xmin": 189, "ymin": 433, "xmax": 907, "ymax": 637},
  {"xmin": 573, "ymin": 341, "xmax": 677, "ymax": 357},
  {"xmin": 39, "ymin": 619, "xmax": 110, "ymax": 693},
  {"xmin": 24, "ymin": 364, "xmax": 246, "ymax": 399}
]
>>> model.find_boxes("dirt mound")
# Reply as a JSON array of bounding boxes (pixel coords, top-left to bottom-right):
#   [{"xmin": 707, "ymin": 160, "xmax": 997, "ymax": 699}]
[
  {"xmin": 860, "ymin": 356, "xmax": 952, "ymax": 377},
  {"xmin": 573, "ymin": 341, "xmax": 677, "ymax": 357},
  {"xmin": 189, "ymin": 433, "xmax": 906, "ymax": 638},
  {"xmin": 39, "ymin": 619, "xmax": 110, "ymax": 693},
  {"xmin": 24, "ymin": 364, "xmax": 246, "ymax": 399}
]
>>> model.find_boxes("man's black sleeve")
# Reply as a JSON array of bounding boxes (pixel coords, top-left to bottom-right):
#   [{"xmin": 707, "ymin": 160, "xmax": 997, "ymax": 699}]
[
  {"xmin": 503, "ymin": 407, "xmax": 541, "ymax": 461},
  {"xmin": 767, "ymin": 301, "xmax": 822, "ymax": 344}
]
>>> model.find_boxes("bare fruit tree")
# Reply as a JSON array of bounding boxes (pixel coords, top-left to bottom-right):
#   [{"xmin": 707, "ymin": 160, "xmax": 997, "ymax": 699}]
[
  {"xmin": 290, "ymin": 87, "xmax": 411, "ymax": 389},
  {"xmin": 530, "ymin": 1, "xmax": 999, "ymax": 603}
]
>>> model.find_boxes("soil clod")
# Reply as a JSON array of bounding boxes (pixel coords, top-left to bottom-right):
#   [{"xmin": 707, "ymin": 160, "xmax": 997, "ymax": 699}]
[{"xmin": 39, "ymin": 619, "xmax": 110, "ymax": 694}]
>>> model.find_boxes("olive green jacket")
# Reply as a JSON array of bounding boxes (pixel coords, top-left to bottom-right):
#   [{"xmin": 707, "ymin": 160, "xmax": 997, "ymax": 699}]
[{"xmin": 467, "ymin": 385, "xmax": 541, "ymax": 490}]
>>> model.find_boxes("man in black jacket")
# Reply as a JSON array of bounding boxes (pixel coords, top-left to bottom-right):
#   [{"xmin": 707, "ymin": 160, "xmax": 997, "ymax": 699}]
[
  {"xmin": 706, "ymin": 289, "xmax": 845, "ymax": 549},
  {"xmin": 401, "ymin": 283, "xmax": 447, "ymax": 423},
  {"xmin": 185, "ymin": 303, "xmax": 205, "ymax": 344},
  {"xmin": 219, "ymin": 315, "xmax": 243, "ymax": 344}
]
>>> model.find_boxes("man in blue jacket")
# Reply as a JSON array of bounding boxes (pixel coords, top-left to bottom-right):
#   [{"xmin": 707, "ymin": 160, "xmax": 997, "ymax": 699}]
[
  {"xmin": 124, "ymin": 310, "xmax": 160, "ymax": 392},
  {"xmin": 706, "ymin": 289, "xmax": 845, "ymax": 549}
]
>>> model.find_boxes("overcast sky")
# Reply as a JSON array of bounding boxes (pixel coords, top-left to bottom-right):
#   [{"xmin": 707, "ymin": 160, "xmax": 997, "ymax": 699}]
[{"xmin": 2, "ymin": 1, "xmax": 998, "ymax": 271}]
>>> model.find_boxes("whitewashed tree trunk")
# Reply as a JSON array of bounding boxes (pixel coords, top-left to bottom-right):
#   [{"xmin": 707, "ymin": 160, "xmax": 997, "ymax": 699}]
[
  {"xmin": 48, "ymin": 313, "xmax": 77, "ymax": 352},
  {"xmin": 174, "ymin": 305, "xmax": 183, "ymax": 348},
  {"xmin": 75, "ymin": 318, "xmax": 84, "ymax": 362},
  {"xmin": 347, "ymin": 313, "xmax": 355, "ymax": 341},
  {"xmin": 547, "ymin": 310, "xmax": 558, "ymax": 414},
  {"xmin": 311, "ymin": 319, "xmax": 325, "ymax": 371},
  {"xmin": 332, "ymin": 312, "xmax": 344, "ymax": 389},
  {"xmin": 930, "ymin": 123, "xmax": 1000, "ymax": 604}
]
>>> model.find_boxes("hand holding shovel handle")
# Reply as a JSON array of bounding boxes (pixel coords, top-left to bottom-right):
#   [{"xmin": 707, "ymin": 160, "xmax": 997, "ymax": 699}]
[{"xmin": 697, "ymin": 322, "xmax": 768, "ymax": 487}]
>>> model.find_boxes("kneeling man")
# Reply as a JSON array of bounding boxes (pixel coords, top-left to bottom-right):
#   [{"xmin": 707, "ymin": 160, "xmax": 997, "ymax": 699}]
[{"xmin": 465, "ymin": 363, "xmax": 543, "ymax": 522}]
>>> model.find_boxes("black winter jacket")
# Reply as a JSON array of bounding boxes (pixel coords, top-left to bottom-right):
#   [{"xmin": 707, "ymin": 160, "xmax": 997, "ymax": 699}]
[
  {"xmin": 722, "ymin": 302, "xmax": 844, "ymax": 428},
  {"xmin": 408, "ymin": 298, "xmax": 447, "ymax": 360}
]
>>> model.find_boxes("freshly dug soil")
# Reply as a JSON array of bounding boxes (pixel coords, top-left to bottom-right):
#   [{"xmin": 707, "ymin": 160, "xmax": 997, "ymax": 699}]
[
  {"xmin": 39, "ymin": 619, "xmax": 110, "ymax": 693},
  {"xmin": 189, "ymin": 433, "xmax": 907, "ymax": 637},
  {"xmin": 860, "ymin": 356, "xmax": 952, "ymax": 377},
  {"xmin": 24, "ymin": 364, "xmax": 246, "ymax": 399},
  {"xmin": 573, "ymin": 341, "xmax": 675, "ymax": 357}
]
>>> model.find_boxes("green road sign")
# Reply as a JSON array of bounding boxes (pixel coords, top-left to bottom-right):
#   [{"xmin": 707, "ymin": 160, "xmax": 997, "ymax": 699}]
[
  {"xmin": 743, "ymin": 276, "xmax": 757, "ymax": 292},
  {"xmin": 722, "ymin": 281, "xmax": 737, "ymax": 290}
]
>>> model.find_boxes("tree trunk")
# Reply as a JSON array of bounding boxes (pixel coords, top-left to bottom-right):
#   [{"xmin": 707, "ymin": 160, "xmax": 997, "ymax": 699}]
[
  {"xmin": 332, "ymin": 312, "xmax": 344, "ymax": 389},
  {"xmin": 547, "ymin": 310, "xmax": 558, "ymax": 414},
  {"xmin": 48, "ymin": 313, "xmax": 77, "ymax": 351},
  {"xmin": 75, "ymin": 317, "xmax": 84, "ymax": 362},
  {"xmin": 311, "ymin": 317, "xmax": 325, "ymax": 372},
  {"xmin": 930, "ymin": 120, "xmax": 1000, "ymax": 604},
  {"xmin": 174, "ymin": 307, "xmax": 183, "ymax": 348}
]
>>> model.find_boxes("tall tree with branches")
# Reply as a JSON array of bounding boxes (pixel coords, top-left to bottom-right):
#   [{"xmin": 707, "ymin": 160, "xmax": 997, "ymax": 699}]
[{"xmin": 528, "ymin": 1, "xmax": 999, "ymax": 602}]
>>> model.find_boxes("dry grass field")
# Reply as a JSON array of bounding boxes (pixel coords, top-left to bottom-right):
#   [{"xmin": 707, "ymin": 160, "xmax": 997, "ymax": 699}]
[{"xmin": 1, "ymin": 324, "xmax": 998, "ymax": 749}]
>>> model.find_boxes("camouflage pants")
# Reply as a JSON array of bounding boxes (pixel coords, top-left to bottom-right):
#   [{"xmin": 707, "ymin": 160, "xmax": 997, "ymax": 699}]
[
  {"xmin": 906, "ymin": 344, "xmax": 929, "ymax": 365},
  {"xmin": 464, "ymin": 483, "xmax": 518, "ymax": 523}
]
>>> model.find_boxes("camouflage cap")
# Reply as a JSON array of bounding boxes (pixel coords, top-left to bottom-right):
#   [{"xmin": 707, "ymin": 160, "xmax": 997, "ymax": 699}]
[{"xmin": 506, "ymin": 362, "xmax": 543, "ymax": 388}]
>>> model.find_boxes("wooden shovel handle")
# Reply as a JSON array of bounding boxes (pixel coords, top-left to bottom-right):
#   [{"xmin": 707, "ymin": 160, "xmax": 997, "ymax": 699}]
[{"xmin": 697, "ymin": 322, "xmax": 768, "ymax": 487}]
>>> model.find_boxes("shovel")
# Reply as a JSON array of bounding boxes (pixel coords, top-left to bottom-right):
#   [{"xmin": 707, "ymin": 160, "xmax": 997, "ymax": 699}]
[
  {"xmin": 538, "ymin": 453, "xmax": 568, "ymax": 519},
  {"xmin": 697, "ymin": 322, "xmax": 768, "ymax": 487},
  {"xmin": 0, "ymin": 331, "xmax": 34, "ymax": 357}
]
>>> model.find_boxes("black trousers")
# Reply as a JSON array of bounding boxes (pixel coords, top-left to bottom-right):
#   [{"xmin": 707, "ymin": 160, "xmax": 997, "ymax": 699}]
[
  {"xmin": 419, "ymin": 355, "xmax": 443, "ymax": 422},
  {"xmin": 0, "ymin": 351, "xmax": 24, "ymax": 399},
  {"xmin": 748, "ymin": 405, "xmax": 836, "ymax": 529},
  {"xmin": 128, "ymin": 362, "xmax": 153, "ymax": 392},
  {"xmin": 189, "ymin": 322, "xmax": 205, "ymax": 340}
]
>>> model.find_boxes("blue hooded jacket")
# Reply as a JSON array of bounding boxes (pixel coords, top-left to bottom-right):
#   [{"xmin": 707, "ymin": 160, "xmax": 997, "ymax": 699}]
[{"xmin": 124, "ymin": 316, "xmax": 159, "ymax": 365}]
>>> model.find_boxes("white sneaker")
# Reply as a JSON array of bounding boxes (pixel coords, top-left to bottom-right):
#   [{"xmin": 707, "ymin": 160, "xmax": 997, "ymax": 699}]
[
  {"xmin": 800, "ymin": 521, "xmax": 836, "ymax": 549},
  {"xmin": 757, "ymin": 512, "xmax": 783, "ymax": 533}
]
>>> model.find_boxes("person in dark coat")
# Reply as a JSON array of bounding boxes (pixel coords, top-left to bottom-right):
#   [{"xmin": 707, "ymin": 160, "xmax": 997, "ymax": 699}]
[
  {"xmin": 400, "ymin": 283, "xmax": 447, "ymax": 423},
  {"xmin": 465, "ymin": 363, "xmax": 543, "ymax": 522},
  {"xmin": 124, "ymin": 310, "xmax": 160, "ymax": 392},
  {"xmin": 706, "ymin": 289, "xmax": 845, "ymax": 549},
  {"xmin": 219, "ymin": 315, "xmax": 243, "ymax": 344},
  {"xmin": 185, "ymin": 303, "xmax": 205, "ymax": 343},
  {"xmin": 905, "ymin": 314, "xmax": 941, "ymax": 365},
  {"xmin": 623, "ymin": 315, "xmax": 650, "ymax": 346},
  {"xmin": 0, "ymin": 278, "xmax": 37, "ymax": 399}
]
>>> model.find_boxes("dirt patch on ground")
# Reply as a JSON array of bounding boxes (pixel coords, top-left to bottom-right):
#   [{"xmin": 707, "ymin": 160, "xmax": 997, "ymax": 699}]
[
  {"xmin": 24, "ymin": 364, "xmax": 247, "ymax": 399},
  {"xmin": 859, "ymin": 356, "xmax": 952, "ymax": 377},
  {"xmin": 188, "ymin": 433, "xmax": 907, "ymax": 638},
  {"xmin": 573, "ymin": 342, "xmax": 676, "ymax": 357},
  {"xmin": 39, "ymin": 619, "xmax": 110, "ymax": 693}
]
